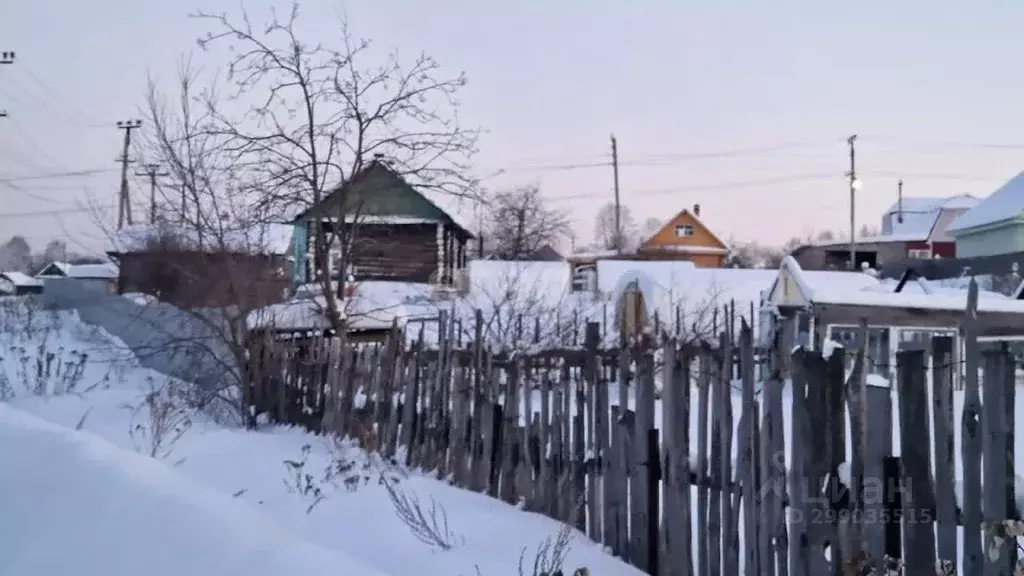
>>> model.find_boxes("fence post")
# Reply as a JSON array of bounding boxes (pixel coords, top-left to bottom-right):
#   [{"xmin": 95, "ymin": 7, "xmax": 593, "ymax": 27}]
[
  {"xmin": 930, "ymin": 336, "xmax": 958, "ymax": 567},
  {"xmin": 961, "ymin": 279, "xmax": 983, "ymax": 575},
  {"xmin": 895, "ymin": 346, "xmax": 936, "ymax": 573},
  {"xmin": 982, "ymin": 345, "xmax": 1013, "ymax": 573}
]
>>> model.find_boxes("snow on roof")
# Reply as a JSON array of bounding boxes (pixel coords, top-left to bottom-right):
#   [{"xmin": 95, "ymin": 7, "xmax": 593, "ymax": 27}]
[
  {"xmin": 0, "ymin": 271, "xmax": 42, "ymax": 286},
  {"xmin": 604, "ymin": 261, "xmax": 880, "ymax": 340},
  {"xmin": 416, "ymin": 188, "xmax": 479, "ymax": 237},
  {"xmin": 777, "ymin": 255, "xmax": 1024, "ymax": 317},
  {"xmin": 947, "ymin": 171, "xmax": 1024, "ymax": 234},
  {"xmin": 67, "ymin": 262, "xmax": 118, "ymax": 280},
  {"xmin": 0, "ymin": 404, "xmax": 390, "ymax": 576},
  {"xmin": 110, "ymin": 222, "xmax": 294, "ymax": 255},
  {"xmin": 36, "ymin": 261, "xmax": 118, "ymax": 280},
  {"xmin": 247, "ymin": 281, "xmax": 439, "ymax": 332}
]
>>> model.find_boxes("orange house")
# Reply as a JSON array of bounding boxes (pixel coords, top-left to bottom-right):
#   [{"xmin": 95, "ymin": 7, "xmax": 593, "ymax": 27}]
[{"xmin": 636, "ymin": 204, "xmax": 729, "ymax": 268}]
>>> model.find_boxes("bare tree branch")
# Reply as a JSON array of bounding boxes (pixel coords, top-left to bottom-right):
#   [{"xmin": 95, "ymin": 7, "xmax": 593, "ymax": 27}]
[{"xmin": 483, "ymin": 186, "xmax": 568, "ymax": 260}]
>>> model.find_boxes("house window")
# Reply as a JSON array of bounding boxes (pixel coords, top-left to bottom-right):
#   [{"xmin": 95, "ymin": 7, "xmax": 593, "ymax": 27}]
[
  {"xmin": 675, "ymin": 225, "xmax": 694, "ymax": 238},
  {"xmin": 907, "ymin": 248, "xmax": 932, "ymax": 259},
  {"xmin": 571, "ymin": 265, "xmax": 597, "ymax": 292}
]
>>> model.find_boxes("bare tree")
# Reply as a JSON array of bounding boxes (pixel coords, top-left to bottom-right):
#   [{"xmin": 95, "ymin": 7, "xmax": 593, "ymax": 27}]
[
  {"xmin": 594, "ymin": 202, "xmax": 637, "ymax": 252},
  {"xmin": 483, "ymin": 185, "xmax": 568, "ymax": 260},
  {"xmin": 0, "ymin": 236, "xmax": 32, "ymax": 272},
  {"xmin": 191, "ymin": 3, "xmax": 479, "ymax": 333}
]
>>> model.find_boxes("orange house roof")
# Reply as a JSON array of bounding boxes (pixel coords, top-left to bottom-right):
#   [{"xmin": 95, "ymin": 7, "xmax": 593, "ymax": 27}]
[{"xmin": 639, "ymin": 207, "xmax": 729, "ymax": 255}]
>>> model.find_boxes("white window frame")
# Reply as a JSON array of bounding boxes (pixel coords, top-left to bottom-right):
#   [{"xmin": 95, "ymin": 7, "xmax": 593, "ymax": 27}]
[
  {"xmin": 571, "ymin": 264, "xmax": 597, "ymax": 292},
  {"xmin": 907, "ymin": 248, "xmax": 932, "ymax": 259},
  {"xmin": 675, "ymin": 224, "xmax": 694, "ymax": 238}
]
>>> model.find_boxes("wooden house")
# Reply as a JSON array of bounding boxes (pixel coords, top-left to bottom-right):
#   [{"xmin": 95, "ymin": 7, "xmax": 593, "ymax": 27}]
[
  {"xmin": 290, "ymin": 159, "xmax": 475, "ymax": 288},
  {"xmin": 107, "ymin": 223, "xmax": 293, "ymax": 310},
  {"xmin": 0, "ymin": 272, "xmax": 43, "ymax": 295},
  {"xmin": 634, "ymin": 204, "xmax": 729, "ymax": 268},
  {"xmin": 794, "ymin": 194, "xmax": 978, "ymax": 271}
]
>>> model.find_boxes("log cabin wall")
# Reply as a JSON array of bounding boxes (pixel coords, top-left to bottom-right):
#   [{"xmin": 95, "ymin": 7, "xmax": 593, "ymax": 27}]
[{"xmin": 312, "ymin": 221, "xmax": 469, "ymax": 284}]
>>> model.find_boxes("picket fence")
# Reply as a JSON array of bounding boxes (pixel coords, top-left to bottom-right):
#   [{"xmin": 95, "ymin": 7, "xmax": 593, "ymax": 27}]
[{"xmin": 244, "ymin": 306, "xmax": 1021, "ymax": 575}]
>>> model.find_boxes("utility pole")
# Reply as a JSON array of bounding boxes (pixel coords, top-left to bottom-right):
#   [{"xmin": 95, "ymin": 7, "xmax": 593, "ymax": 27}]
[
  {"xmin": 846, "ymin": 134, "xmax": 858, "ymax": 270},
  {"xmin": 0, "ymin": 52, "xmax": 15, "ymax": 118},
  {"xmin": 611, "ymin": 134, "xmax": 621, "ymax": 255},
  {"xmin": 115, "ymin": 119, "xmax": 143, "ymax": 229},
  {"xmin": 135, "ymin": 163, "xmax": 169, "ymax": 224},
  {"xmin": 897, "ymin": 179, "xmax": 904, "ymax": 224}
]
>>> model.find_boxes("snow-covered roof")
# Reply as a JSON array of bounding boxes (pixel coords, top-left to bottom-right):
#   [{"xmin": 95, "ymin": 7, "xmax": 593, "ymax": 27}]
[
  {"xmin": 947, "ymin": 171, "xmax": 1024, "ymax": 234},
  {"xmin": 772, "ymin": 255, "xmax": 1024, "ymax": 323},
  {"xmin": 36, "ymin": 261, "xmax": 118, "ymax": 280},
  {"xmin": 0, "ymin": 271, "xmax": 42, "ymax": 287},
  {"xmin": 110, "ymin": 223, "xmax": 293, "ymax": 255},
  {"xmin": 872, "ymin": 194, "xmax": 979, "ymax": 241}
]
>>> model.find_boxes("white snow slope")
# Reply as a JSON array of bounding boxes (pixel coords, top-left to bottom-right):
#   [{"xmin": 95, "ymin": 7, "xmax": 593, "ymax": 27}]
[{"xmin": 0, "ymin": 404, "xmax": 390, "ymax": 576}]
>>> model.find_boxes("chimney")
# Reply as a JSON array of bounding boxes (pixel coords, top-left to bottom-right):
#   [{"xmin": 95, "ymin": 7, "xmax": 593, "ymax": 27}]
[
  {"xmin": 693, "ymin": 204, "xmax": 701, "ymax": 217},
  {"xmin": 373, "ymin": 153, "xmax": 385, "ymax": 163}
]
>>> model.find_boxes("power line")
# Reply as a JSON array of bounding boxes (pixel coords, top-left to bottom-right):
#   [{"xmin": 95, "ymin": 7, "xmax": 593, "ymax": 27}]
[
  {"xmin": 0, "ymin": 204, "xmax": 112, "ymax": 220},
  {"xmin": 0, "ymin": 168, "xmax": 118, "ymax": 184}
]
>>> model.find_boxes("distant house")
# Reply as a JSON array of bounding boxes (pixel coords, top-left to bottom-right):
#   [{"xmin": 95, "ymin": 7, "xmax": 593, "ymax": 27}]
[
  {"xmin": 947, "ymin": 171, "xmax": 1024, "ymax": 258},
  {"xmin": 291, "ymin": 159, "xmax": 475, "ymax": 289},
  {"xmin": 634, "ymin": 204, "xmax": 729, "ymax": 268},
  {"xmin": 0, "ymin": 272, "xmax": 43, "ymax": 296},
  {"xmin": 107, "ymin": 223, "xmax": 293, "ymax": 310},
  {"xmin": 35, "ymin": 261, "xmax": 118, "ymax": 293},
  {"xmin": 793, "ymin": 194, "xmax": 978, "ymax": 270}
]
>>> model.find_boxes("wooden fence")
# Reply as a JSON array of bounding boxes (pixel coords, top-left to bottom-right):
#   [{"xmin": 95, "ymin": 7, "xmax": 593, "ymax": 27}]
[{"xmin": 245, "ymin": 307, "xmax": 1021, "ymax": 575}]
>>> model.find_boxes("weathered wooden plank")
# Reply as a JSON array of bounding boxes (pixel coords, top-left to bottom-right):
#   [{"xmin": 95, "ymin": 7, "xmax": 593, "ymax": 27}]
[
  {"xmin": 787, "ymin": 348, "xmax": 815, "ymax": 576},
  {"xmin": 773, "ymin": 316, "xmax": 795, "ymax": 576},
  {"xmin": 961, "ymin": 279, "xmax": 984, "ymax": 575},
  {"xmin": 720, "ymin": 332, "xmax": 738, "ymax": 576},
  {"xmin": 896, "ymin": 347, "xmax": 937, "ymax": 573},
  {"xmin": 662, "ymin": 339, "xmax": 688, "ymax": 576},
  {"xmin": 589, "ymin": 323, "xmax": 610, "ymax": 548},
  {"xmin": 678, "ymin": 350, "xmax": 693, "ymax": 576},
  {"xmin": 739, "ymin": 324, "xmax": 758, "ymax": 576},
  {"xmin": 632, "ymin": 352, "xmax": 656, "ymax": 571},
  {"xmin": 862, "ymin": 381, "xmax": 893, "ymax": 565},
  {"xmin": 501, "ymin": 360, "xmax": 520, "ymax": 504},
  {"xmin": 584, "ymin": 337, "xmax": 599, "ymax": 539},
  {"xmin": 982, "ymin": 345, "xmax": 1011, "ymax": 576},
  {"xmin": 708, "ymin": 349, "xmax": 723, "ymax": 576},
  {"xmin": 696, "ymin": 351, "xmax": 712, "ymax": 576},
  {"xmin": 930, "ymin": 335, "xmax": 958, "ymax": 566},
  {"xmin": 609, "ymin": 404, "xmax": 628, "ymax": 559},
  {"xmin": 1004, "ymin": 342, "xmax": 1018, "ymax": 557},
  {"xmin": 823, "ymin": 346, "xmax": 846, "ymax": 575}
]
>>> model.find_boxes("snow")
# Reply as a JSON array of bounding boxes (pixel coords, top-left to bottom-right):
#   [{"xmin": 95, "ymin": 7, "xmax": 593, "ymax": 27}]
[
  {"xmin": 1, "ymin": 299, "xmax": 643, "ymax": 576},
  {"xmin": 110, "ymin": 222, "xmax": 294, "ymax": 255},
  {"xmin": 779, "ymin": 254, "xmax": 1024, "ymax": 315},
  {"xmin": 37, "ymin": 260, "xmax": 118, "ymax": 280},
  {"xmin": 0, "ymin": 405, "xmax": 392, "ymax": 576},
  {"xmin": 0, "ymin": 271, "xmax": 42, "ymax": 287},
  {"xmin": 947, "ymin": 170, "xmax": 1024, "ymax": 234},
  {"xmin": 880, "ymin": 194, "xmax": 979, "ymax": 240}
]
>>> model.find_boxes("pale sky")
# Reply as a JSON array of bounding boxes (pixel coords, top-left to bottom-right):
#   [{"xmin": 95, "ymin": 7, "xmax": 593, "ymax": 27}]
[{"xmin": 4, "ymin": 1, "xmax": 1024, "ymax": 257}]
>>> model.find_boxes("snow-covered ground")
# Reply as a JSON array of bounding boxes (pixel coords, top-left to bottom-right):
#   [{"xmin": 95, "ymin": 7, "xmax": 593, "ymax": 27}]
[{"xmin": 0, "ymin": 299, "xmax": 642, "ymax": 576}]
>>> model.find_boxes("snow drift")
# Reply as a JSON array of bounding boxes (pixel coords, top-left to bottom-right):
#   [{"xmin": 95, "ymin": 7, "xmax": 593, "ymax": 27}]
[{"xmin": 0, "ymin": 404, "xmax": 391, "ymax": 576}]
